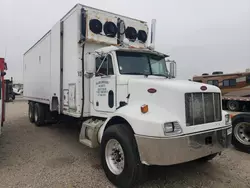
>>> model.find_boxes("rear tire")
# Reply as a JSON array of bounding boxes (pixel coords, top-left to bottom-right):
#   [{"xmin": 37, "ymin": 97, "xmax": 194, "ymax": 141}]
[
  {"xmin": 28, "ymin": 102, "xmax": 35, "ymax": 123},
  {"xmin": 34, "ymin": 103, "xmax": 45, "ymax": 126},
  {"xmin": 101, "ymin": 124, "xmax": 147, "ymax": 188}
]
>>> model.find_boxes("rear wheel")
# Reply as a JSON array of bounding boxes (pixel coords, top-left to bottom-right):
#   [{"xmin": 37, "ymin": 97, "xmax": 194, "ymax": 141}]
[
  {"xmin": 101, "ymin": 124, "xmax": 147, "ymax": 188},
  {"xmin": 34, "ymin": 103, "xmax": 45, "ymax": 126},
  {"xmin": 28, "ymin": 102, "xmax": 35, "ymax": 123}
]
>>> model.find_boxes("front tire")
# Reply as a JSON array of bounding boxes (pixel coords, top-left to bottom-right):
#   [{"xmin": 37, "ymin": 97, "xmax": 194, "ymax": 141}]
[{"xmin": 101, "ymin": 124, "xmax": 147, "ymax": 188}]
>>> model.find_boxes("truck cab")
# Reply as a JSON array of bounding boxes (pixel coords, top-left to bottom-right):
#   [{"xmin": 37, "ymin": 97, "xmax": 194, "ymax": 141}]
[
  {"xmin": 85, "ymin": 45, "xmax": 229, "ymax": 136},
  {"xmin": 82, "ymin": 44, "xmax": 233, "ymax": 187},
  {"xmin": 87, "ymin": 46, "xmax": 169, "ymax": 113}
]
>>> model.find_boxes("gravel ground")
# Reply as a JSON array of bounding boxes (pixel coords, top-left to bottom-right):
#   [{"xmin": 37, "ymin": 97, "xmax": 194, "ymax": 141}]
[{"xmin": 0, "ymin": 101, "xmax": 250, "ymax": 188}]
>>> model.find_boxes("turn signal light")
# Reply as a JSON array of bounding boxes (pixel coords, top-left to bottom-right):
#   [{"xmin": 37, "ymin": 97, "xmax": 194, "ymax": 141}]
[{"xmin": 141, "ymin": 104, "xmax": 148, "ymax": 114}]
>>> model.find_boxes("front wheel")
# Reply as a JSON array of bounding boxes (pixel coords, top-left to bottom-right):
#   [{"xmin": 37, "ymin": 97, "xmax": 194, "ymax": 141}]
[{"xmin": 101, "ymin": 124, "xmax": 147, "ymax": 188}]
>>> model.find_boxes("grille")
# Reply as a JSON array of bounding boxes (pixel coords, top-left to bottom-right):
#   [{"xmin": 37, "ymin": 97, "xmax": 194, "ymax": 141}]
[{"xmin": 185, "ymin": 92, "xmax": 222, "ymax": 126}]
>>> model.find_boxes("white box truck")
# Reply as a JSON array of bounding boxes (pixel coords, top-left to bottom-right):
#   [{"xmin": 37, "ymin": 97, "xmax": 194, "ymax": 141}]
[{"xmin": 23, "ymin": 4, "xmax": 232, "ymax": 187}]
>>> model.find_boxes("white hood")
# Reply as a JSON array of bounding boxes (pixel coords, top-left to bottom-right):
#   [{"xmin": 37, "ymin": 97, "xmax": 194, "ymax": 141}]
[{"xmin": 118, "ymin": 76, "xmax": 223, "ymax": 134}]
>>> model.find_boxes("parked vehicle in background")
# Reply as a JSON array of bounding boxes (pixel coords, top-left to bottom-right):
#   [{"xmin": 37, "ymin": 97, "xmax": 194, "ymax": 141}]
[
  {"xmin": 23, "ymin": 4, "xmax": 232, "ymax": 187},
  {"xmin": 193, "ymin": 71, "xmax": 250, "ymax": 152},
  {"xmin": 4, "ymin": 78, "xmax": 15, "ymax": 102},
  {"xmin": 229, "ymin": 111, "xmax": 250, "ymax": 152},
  {"xmin": 12, "ymin": 84, "xmax": 23, "ymax": 95},
  {"xmin": 193, "ymin": 71, "xmax": 250, "ymax": 111},
  {"xmin": 0, "ymin": 58, "xmax": 7, "ymax": 134}
]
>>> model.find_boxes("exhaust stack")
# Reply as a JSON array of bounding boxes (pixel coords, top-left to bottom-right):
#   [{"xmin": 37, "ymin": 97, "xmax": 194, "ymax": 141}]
[{"xmin": 149, "ymin": 19, "xmax": 156, "ymax": 50}]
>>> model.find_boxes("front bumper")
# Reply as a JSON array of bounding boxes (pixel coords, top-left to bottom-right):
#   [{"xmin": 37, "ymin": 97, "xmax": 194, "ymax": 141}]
[{"xmin": 135, "ymin": 126, "xmax": 232, "ymax": 166}]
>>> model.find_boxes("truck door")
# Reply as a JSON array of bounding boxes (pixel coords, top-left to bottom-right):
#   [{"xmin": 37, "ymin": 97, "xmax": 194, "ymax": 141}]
[{"xmin": 93, "ymin": 54, "xmax": 116, "ymax": 112}]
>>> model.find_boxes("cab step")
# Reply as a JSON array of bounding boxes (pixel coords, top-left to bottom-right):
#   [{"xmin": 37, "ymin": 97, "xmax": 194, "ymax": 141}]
[{"xmin": 79, "ymin": 118, "xmax": 104, "ymax": 148}]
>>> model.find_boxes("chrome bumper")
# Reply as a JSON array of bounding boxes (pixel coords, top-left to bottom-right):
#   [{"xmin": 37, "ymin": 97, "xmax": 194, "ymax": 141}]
[{"xmin": 135, "ymin": 126, "xmax": 232, "ymax": 166}]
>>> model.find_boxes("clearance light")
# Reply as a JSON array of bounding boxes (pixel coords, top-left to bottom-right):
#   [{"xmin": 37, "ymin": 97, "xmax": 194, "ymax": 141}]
[{"xmin": 141, "ymin": 104, "xmax": 148, "ymax": 114}]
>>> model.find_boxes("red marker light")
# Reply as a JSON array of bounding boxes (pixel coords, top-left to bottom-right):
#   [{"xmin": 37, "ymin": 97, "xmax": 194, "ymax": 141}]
[
  {"xmin": 200, "ymin": 86, "xmax": 207, "ymax": 91},
  {"xmin": 147, "ymin": 88, "xmax": 157, "ymax": 93}
]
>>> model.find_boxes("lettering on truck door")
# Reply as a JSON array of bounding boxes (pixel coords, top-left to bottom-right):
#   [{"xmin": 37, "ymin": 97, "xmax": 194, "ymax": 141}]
[{"xmin": 93, "ymin": 54, "xmax": 116, "ymax": 112}]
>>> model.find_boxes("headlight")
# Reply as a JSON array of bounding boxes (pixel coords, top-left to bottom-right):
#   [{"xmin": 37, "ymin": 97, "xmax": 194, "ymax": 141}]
[
  {"xmin": 225, "ymin": 114, "xmax": 231, "ymax": 126},
  {"xmin": 163, "ymin": 121, "xmax": 182, "ymax": 136}
]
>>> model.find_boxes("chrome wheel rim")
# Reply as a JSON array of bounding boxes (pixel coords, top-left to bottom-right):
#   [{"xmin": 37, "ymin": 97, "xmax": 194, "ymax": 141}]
[
  {"xmin": 105, "ymin": 139, "xmax": 125, "ymax": 175},
  {"xmin": 234, "ymin": 122, "xmax": 250, "ymax": 145}
]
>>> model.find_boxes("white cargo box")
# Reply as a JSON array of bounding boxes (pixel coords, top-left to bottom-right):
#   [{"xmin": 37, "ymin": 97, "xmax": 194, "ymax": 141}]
[{"xmin": 23, "ymin": 4, "xmax": 149, "ymax": 117}]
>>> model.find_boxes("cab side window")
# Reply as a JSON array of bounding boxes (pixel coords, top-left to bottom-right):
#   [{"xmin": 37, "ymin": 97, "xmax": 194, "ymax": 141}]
[{"xmin": 95, "ymin": 55, "xmax": 114, "ymax": 76}]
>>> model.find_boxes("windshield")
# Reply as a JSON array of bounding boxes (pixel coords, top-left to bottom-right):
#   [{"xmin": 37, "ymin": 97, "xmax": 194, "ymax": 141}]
[{"xmin": 116, "ymin": 51, "xmax": 168, "ymax": 77}]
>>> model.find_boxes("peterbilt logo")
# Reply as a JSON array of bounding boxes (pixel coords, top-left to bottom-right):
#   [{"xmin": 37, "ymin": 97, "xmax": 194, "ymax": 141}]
[{"xmin": 200, "ymin": 85, "xmax": 207, "ymax": 91}]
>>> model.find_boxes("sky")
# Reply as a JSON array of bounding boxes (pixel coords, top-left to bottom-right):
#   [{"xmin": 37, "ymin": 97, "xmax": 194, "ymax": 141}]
[{"xmin": 0, "ymin": 0, "xmax": 249, "ymax": 83}]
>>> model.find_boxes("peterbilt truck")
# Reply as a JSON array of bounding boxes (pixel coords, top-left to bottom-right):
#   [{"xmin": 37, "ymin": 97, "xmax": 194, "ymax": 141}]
[{"xmin": 23, "ymin": 4, "xmax": 232, "ymax": 187}]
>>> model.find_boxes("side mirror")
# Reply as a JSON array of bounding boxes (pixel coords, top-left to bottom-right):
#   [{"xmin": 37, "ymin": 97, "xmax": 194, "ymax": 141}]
[{"xmin": 169, "ymin": 61, "xmax": 176, "ymax": 78}]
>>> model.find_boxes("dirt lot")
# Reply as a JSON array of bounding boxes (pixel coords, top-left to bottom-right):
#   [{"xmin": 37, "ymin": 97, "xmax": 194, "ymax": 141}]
[{"xmin": 0, "ymin": 101, "xmax": 250, "ymax": 188}]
